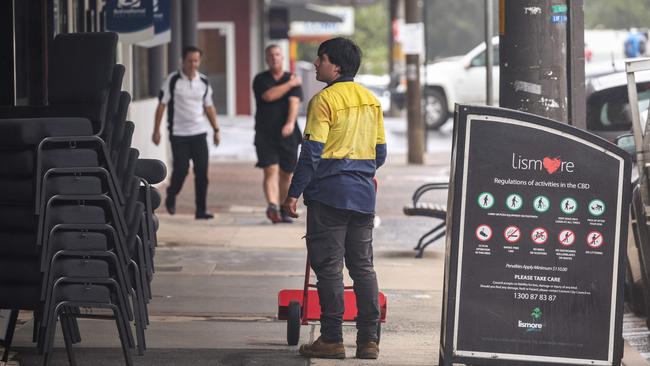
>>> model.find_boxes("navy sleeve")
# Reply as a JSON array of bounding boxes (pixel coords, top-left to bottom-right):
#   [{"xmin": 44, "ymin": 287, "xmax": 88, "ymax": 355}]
[
  {"xmin": 252, "ymin": 74, "xmax": 271, "ymax": 102},
  {"xmin": 288, "ymin": 140, "xmax": 324, "ymax": 198},
  {"xmin": 375, "ymin": 143, "xmax": 387, "ymax": 169},
  {"xmin": 289, "ymin": 85, "xmax": 304, "ymax": 101}
]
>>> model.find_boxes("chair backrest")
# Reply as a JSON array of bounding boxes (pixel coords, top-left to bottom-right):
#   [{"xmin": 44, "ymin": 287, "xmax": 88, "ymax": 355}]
[
  {"xmin": 103, "ymin": 64, "xmax": 126, "ymax": 143},
  {"xmin": 48, "ymin": 32, "xmax": 118, "ymax": 135},
  {"xmin": 110, "ymin": 92, "xmax": 132, "ymax": 164}
]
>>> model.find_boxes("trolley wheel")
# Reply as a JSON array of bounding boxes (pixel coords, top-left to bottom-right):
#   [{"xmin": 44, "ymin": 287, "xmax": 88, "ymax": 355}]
[
  {"xmin": 287, "ymin": 301, "xmax": 301, "ymax": 346},
  {"xmin": 377, "ymin": 322, "xmax": 381, "ymax": 345}
]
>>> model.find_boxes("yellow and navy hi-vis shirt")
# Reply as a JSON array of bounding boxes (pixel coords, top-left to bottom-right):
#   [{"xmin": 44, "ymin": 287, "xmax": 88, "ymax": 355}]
[{"xmin": 288, "ymin": 77, "xmax": 387, "ymax": 214}]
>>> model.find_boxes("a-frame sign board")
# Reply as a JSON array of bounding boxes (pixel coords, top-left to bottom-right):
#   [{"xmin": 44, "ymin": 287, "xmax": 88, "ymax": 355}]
[{"xmin": 440, "ymin": 105, "xmax": 632, "ymax": 366}]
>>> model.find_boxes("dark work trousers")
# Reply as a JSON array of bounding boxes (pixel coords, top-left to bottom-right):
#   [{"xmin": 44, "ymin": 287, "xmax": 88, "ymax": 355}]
[
  {"xmin": 306, "ymin": 200, "xmax": 380, "ymax": 343},
  {"xmin": 168, "ymin": 133, "xmax": 209, "ymax": 214}
]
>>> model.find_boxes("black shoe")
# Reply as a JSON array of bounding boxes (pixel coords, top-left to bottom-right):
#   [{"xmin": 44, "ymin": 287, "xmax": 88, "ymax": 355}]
[
  {"xmin": 280, "ymin": 206, "xmax": 294, "ymax": 223},
  {"xmin": 165, "ymin": 195, "xmax": 176, "ymax": 215},
  {"xmin": 195, "ymin": 212, "xmax": 214, "ymax": 220}
]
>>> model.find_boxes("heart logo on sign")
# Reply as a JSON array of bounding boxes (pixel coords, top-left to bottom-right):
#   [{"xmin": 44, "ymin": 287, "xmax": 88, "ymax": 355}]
[{"xmin": 543, "ymin": 157, "xmax": 561, "ymax": 174}]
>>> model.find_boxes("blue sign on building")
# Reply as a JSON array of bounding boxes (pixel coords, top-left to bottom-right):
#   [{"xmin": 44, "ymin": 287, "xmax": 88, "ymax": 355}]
[
  {"xmin": 138, "ymin": 0, "xmax": 171, "ymax": 47},
  {"xmin": 106, "ymin": 0, "xmax": 154, "ymax": 44}
]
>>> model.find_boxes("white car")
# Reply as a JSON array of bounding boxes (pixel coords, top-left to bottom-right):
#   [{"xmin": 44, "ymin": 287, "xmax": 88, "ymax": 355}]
[
  {"xmin": 356, "ymin": 74, "xmax": 391, "ymax": 113},
  {"xmin": 423, "ymin": 37, "xmax": 499, "ymax": 129}
]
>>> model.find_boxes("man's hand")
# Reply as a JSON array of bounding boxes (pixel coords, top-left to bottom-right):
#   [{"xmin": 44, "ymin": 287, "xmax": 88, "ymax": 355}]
[
  {"xmin": 282, "ymin": 197, "xmax": 299, "ymax": 218},
  {"xmin": 152, "ymin": 130, "xmax": 161, "ymax": 145},
  {"xmin": 289, "ymin": 74, "xmax": 302, "ymax": 87},
  {"xmin": 213, "ymin": 131, "xmax": 220, "ymax": 147},
  {"xmin": 281, "ymin": 123, "xmax": 295, "ymax": 138}
]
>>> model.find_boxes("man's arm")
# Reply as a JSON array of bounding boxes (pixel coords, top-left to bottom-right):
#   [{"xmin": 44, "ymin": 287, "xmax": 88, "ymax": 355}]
[
  {"xmin": 205, "ymin": 105, "xmax": 220, "ymax": 146},
  {"xmin": 282, "ymin": 95, "xmax": 330, "ymax": 217},
  {"xmin": 375, "ymin": 106, "xmax": 387, "ymax": 168},
  {"xmin": 262, "ymin": 75, "xmax": 302, "ymax": 102},
  {"xmin": 152, "ymin": 103, "xmax": 166, "ymax": 145},
  {"xmin": 281, "ymin": 96, "xmax": 300, "ymax": 137}
]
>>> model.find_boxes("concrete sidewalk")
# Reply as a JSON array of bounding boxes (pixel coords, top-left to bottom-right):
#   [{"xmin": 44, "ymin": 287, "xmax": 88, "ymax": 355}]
[
  {"xmin": 6, "ymin": 151, "xmax": 650, "ymax": 365},
  {"xmin": 8, "ymin": 153, "xmax": 450, "ymax": 366}
]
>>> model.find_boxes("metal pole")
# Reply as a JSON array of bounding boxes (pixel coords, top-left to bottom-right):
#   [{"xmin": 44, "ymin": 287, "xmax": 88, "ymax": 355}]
[
  {"xmin": 567, "ymin": 0, "xmax": 586, "ymax": 128},
  {"xmin": 388, "ymin": 0, "xmax": 399, "ymax": 117},
  {"xmin": 168, "ymin": 0, "xmax": 182, "ymax": 72},
  {"xmin": 485, "ymin": 0, "xmax": 494, "ymax": 106},
  {"xmin": 182, "ymin": 0, "xmax": 198, "ymax": 48},
  {"xmin": 148, "ymin": 45, "xmax": 164, "ymax": 97},
  {"xmin": 499, "ymin": 0, "xmax": 569, "ymax": 122},
  {"xmin": 405, "ymin": 0, "xmax": 424, "ymax": 165}
]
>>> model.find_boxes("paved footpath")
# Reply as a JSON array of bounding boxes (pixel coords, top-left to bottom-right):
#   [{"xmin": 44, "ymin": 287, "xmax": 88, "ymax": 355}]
[{"xmin": 6, "ymin": 150, "xmax": 650, "ymax": 365}]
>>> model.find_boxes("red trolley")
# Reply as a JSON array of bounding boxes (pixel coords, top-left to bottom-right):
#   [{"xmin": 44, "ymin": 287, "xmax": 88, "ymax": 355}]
[{"xmin": 277, "ymin": 257, "xmax": 388, "ymax": 345}]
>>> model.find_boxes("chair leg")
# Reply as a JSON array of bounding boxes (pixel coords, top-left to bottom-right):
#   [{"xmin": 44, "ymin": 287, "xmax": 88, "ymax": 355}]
[
  {"xmin": 113, "ymin": 307, "xmax": 134, "ymax": 366},
  {"xmin": 60, "ymin": 314, "xmax": 78, "ymax": 366},
  {"xmin": 416, "ymin": 229, "xmax": 446, "ymax": 258},
  {"xmin": 130, "ymin": 288, "xmax": 146, "ymax": 355},
  {"xmin": 414, "ymin": 222, "xmax": 445, "ymax": 250},
  {"xmin": 1, "ymin": 310, "xmax": 19, "ymax": 362}
]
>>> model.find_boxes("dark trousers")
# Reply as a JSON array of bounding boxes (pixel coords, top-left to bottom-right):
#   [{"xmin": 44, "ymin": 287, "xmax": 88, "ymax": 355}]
[
  {"xmin": 168, "ymin": 133, "xmax": 209, "ymax": 214},
  {"xmin": 306, "ymin": 200, "xmax": 380, "ymax": 343}
]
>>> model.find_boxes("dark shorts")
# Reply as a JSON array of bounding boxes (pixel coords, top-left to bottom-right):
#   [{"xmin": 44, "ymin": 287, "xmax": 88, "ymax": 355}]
[{"xmin": 254, "ymin": 131, "xmax": 300, "ymax": 173}]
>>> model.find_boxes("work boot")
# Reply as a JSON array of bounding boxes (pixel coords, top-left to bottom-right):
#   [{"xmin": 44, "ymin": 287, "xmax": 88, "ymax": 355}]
[
  {"xmin": 266, "ymin": 203, "xmax": 282, "ymax": 224},
  {"xmin": 356, "ymin": 341, "xmax": 379, "ymax": 359},
  {"xmin": 298, "ymin": 337, "xmax": 345, "ymax": 359},
  {"xmin": 165, "ymin": 194, "xmax": 176, "ymax": 215}
]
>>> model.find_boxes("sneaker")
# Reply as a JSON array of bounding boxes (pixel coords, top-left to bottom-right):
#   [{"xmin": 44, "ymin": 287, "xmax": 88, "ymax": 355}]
[
  {"xmin": 280, "ymin": 206, "xmax": 294, "ymax": 223},
  {"xmin": 195, "ymin": 212, "xmax": 214, "ymax": 220},
  {"xmin": 299, "ymin": 337, "xmax": 345, "ymax": 359},
  {"xmin": 266, "ymin": 204, "xmax": 282, "ymax": 224},
  {"xmin": 356, "ymin": 341, "xmax": 379, "ymax": 359},
  {"xmin": 165, "ymin": 195, "xmax": 176, "ymax": 215}
]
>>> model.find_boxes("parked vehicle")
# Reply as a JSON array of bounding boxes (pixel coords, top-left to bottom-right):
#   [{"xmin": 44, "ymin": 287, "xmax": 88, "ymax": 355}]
[
  {"xmin": 356, "ymin": 74, "xmax": 391, "ymax": 113},
  {"xmin": 585, "ymin": 69, "xmax": 650, "ymax": 141},
  {"xmin": 422, "ymin": 37, "xmax": 499, "ymax": 129},
  {"xmin": 419, "ymin": 30, "xmax": 627, "ymax": 130}
]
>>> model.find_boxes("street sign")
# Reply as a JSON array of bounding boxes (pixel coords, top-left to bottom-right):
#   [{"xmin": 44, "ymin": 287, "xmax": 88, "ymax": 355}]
[
  {"xmin": 440, "ymin": 105, "xmax": 631, "ymax": 366},
  {"xmin": 105, "ymin": 0, "xmax": 154, "ymax": 44}
]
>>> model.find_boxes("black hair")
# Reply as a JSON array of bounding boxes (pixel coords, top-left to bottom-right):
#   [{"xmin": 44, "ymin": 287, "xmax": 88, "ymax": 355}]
[
  {"xmin": 182, "ymin": 46, "xmax": 203, "ymax": 60},
  {"xmin": 317, "ymin": 37, "xmax": 361, "ymax": 77}
]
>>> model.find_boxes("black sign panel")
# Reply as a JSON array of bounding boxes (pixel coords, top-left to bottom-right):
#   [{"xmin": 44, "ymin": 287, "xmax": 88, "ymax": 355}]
[{"xmin": 440, "ymin": 106, "xmax": 631, "ymax": 366}]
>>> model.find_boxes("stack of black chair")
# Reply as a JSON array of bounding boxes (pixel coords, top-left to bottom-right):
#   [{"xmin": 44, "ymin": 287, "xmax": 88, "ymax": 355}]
[{"xmin": 0, "ymin": 32, "xmax": 166, "ymax": 366}]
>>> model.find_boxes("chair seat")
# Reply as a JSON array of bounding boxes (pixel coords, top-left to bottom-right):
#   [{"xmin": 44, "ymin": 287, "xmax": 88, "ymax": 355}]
[
  {"xmin": 0, "ymin": 258, "xmax": 41, "ymax": 285},
  {"xmin": 0, "ymin": 117, "xmax": 93, "ymax": 146},
  {"xmin": 0, "ymin": 178, "xmax": 34, "ymax": 204},
  {"xmin": 0, "ymin": 231, "xmax": 38, "ymax": 257},
  {"xmin": 403, "ymin": 202, "xmax": 447, "ymax": 219},
  {"xmin": 0, "ymin": 284, "xmax": 41, "ymax": 309}
]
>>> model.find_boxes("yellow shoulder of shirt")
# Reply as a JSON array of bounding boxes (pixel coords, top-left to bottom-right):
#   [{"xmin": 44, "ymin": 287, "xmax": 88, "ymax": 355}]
[{"xmin": 315, "ymin": 82, "xmax": 381, "ymax": 112}]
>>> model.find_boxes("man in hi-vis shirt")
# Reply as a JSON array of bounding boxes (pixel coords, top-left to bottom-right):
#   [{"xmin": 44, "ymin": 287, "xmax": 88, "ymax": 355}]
[
  {"xmin": 283, "ymin": 37, "xmax": 387, "ymax": 360},
  {"xmin": 153, "ymin": 46, "xmax": 220, "ymax": 220}
]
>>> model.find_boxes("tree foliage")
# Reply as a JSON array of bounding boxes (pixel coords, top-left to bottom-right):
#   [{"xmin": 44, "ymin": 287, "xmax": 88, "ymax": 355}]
[
  {"xmin": 584, "ymin": 0, "xmax": 650, "ymax": 29},
  {"xmin": 350, "ymin": 1, "xmax": 389, "ymax": 74},
  {"xmin": 425, "ymin": 0, "xmax": 497, "ymax": 61},
  {"xmin": 296, "ymin": 1, "xmax": 389, "ymax": 75}
]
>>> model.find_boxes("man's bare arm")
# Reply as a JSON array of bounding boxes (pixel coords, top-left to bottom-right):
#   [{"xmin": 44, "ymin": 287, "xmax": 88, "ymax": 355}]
[
  {"xmin": 205, "ymin": 105, "xmax": 221, "ymax": 146},
  {"xmin": 152, "ymin": 103, "xmax": 166, "ymax": 145},
  {"xmin": 281, "ymin": 96, "xmax": 300, "ymax": 138},
  {"xmin": 261, "ymin": 75, "xmax": 302, "ymax": 102}
]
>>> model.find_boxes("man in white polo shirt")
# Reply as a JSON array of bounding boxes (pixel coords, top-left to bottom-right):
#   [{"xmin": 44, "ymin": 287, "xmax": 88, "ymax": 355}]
[{"xmin": 152, "ymin": 46, "xmax": 220, "ymax": 220}]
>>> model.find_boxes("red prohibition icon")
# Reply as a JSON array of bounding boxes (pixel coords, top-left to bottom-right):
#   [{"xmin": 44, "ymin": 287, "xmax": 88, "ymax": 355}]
[
  {"xmin": 558, "ymin": 229, "xmax": 576, "ymax": 247},
  {"xmin": 504, "ymin": 225, "xmax": 521, "ymax": 243},
  {"xmin": 531, "ymin": 227, "xmax": 548, "ymax": 245},
  {"xmin": 587, "ymin": 231, "xmax": 604, "ymax": 248},
  {"xmin": 476, "ymin": 224, "xmax": 493, "ymax": 242}
]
